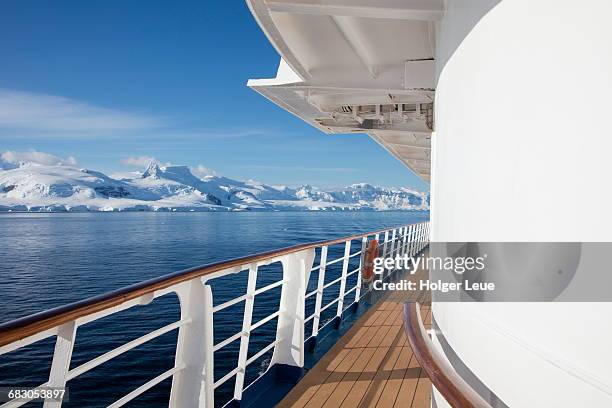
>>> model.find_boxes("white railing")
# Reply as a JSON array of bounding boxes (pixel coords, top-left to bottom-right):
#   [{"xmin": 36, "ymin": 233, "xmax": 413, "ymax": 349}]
[{"xmin": 0, "ymin": 221, "xmax": 430, "ymax": 408}]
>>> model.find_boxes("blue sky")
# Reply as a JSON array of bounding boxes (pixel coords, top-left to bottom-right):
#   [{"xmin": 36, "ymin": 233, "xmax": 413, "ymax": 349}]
[{"xmin": 0, "ymin": 1, "xmax": 428, "ymax": 190}]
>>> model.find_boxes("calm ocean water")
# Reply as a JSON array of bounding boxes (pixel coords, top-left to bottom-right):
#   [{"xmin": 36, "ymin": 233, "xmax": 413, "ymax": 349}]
[{"xmin": 0, "ymin": 211, "xmax": 428, "ymax": 407}]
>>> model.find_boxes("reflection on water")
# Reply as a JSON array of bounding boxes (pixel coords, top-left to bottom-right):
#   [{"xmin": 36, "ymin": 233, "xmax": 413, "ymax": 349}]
[{"xmin": 0, "ymin": 211, "xmax": 428, "ymax": 407}]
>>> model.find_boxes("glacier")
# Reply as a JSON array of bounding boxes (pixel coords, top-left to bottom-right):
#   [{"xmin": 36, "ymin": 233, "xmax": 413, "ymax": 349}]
[{"xmin": 0, "ymin": 161, "xmax": 429, "ymax": 212}]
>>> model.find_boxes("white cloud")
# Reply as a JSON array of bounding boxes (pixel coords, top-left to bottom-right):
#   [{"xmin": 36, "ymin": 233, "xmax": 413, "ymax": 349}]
[
  {"xmin": 191, "ymin": 164, "xmax": 217, "ymax": 177},
  {"xmin": 0, "ymin": 88, "xmax": 162, "ymax": 137},
  {"xmin": 0, "ymin": 150, "xmax": 77, "ymax": 169},
  {"xmin": 121, "ymin": 156, "xmax": 158, "ymax": 167}
]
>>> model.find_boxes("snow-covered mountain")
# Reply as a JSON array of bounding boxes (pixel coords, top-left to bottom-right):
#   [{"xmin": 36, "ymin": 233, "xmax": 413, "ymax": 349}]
[{"xmin": 0, "ymin": 161, "xmax": 429, "ymax": 212}]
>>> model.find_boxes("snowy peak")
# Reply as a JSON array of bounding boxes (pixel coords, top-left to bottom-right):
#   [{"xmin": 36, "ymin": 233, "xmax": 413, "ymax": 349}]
[
  {"xmin": 0, "ymin": 161, "xmax": 429, "ymax": 212},
  {"xmin": 142, "ymin": 161, "xmax": 162, "ymax": 179}
]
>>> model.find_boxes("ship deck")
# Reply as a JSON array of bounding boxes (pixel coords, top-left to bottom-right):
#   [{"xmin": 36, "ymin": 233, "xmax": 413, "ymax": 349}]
[{"xmin": 279, "ymin": 265, "xmax": 431, "ymax": 408}]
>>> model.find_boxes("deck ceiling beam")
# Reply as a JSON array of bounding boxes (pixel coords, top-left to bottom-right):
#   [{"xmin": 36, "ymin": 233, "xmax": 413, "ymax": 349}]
[
  {"xmin": 406, "ymin": 158, "xmax": 430, "ymax": 165},
  {"xmin": 386, "ymin": 141, "xmax": 431, "ymax": 149},
  {"xmin": 265, "ymin": 0, "xmax": 445, "ymax": 21},
  {"xmin": 392, "ymin": 141, "xmax": 431, "ymax": 150},
  {"xmin": 331, "ymin": 15, "xmax": 378, "ymax": 78}
]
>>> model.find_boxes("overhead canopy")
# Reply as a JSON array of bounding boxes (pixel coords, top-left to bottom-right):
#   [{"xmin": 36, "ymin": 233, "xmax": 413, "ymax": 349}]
[{"xmin": 247, "ymin": 0, "xmax": 441, "ymax": 182}]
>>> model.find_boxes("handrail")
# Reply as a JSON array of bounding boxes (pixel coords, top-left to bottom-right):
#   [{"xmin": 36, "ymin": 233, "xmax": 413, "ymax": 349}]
[
  {"xmin": 0, "ymin": 222, "xmax": 420, "ymax": 347},
  {"xmin": 403, "ymin": 302, "xmax": 492, "ymax": 408}
]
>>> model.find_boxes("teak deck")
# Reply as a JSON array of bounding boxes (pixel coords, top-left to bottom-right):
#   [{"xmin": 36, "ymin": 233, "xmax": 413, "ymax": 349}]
[{"xmin": 279, "ymin": 265, "xmax": 432, "ymax": 408}]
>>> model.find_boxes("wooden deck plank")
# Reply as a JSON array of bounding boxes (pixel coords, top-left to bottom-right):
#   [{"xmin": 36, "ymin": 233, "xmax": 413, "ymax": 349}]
[
  {"xmin": 337, "ymin": 347, "xmax": 391, "ymax": 408},
  {"xmin": 374, "ymin": 347, "xmax": 413, "ymax": 408},
  {"xmin": 384, "ymin": 310, "xmax": 402, "ymax": 326},
  {"xmin": 304, "ymin": 348, "xmax": 366, "ymax": 407},
  {"xmin": 278, "ymin": 258, "xmax": 432, "ymax": 408},
  {"xmin": 393, "ymin": 354, "xmax": 422, "ymax": 407},
  {"xmin": 367, "ymin": 324, "xmax": 394, "ymax": 348},
  {"xmin": 322, "ymin": 347, "xmax": 380, "ymax": 407},
  {"xmin": 278, "ymin": 348, "xmax": 354, "ymax": 408},
  {"xmin": 411, "ymin": 375, "xmax": 432, "ymax": 408},
  {"xmin": 379, "ymin": 325, "xmax": 402, "ymax": 348},
  {"xmin": 372, "ymin": 310, "xmax": 393, "ymax": 326},
  {"xmin": 357, "ymin": 346, "xmax": 404, "ymax": 408}
]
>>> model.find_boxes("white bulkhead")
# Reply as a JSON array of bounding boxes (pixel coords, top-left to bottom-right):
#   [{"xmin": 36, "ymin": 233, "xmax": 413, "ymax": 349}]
[{"xmin": 433, "ymin": 1, "xmax": 612, "ymax": 407}]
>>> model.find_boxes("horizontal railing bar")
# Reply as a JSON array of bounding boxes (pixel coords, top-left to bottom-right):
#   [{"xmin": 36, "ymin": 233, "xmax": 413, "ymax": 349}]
[
  {"xmin": 304, "ymin": 313, "xmax": 316, "ymax": 323},
  {"xmin": 320, "ymin": 297, "xmax": 340, "ymax": 313},
  {"xmin": 215, "ymin": 310, "xmax": 281, "ymax": 353},
  {"xmin": 245, "ymin": 340, "xmax": 279, "ymax": 367},
  {"xmin": 348, "ymin": 250, "xmax": 362, "ymax": 258},
  {"xmin": 318, "ymin": 315, "xmax": 337, "ymax": 332},
  {"xmin": 0, "ymin": 221, "xmax": 422, "ymax": 347},
  {"xmin": 359, "ymin": 285, "xmax": 374, "ymax": 299},
  {"xmin": 324, "ymin": 256, "xmax": 345, "ymax": 267},
  {"xmin": 345, "ymin": 286, "xmax": 358, "ymax": 295},
  {"xmin": 253, "ymin": 280, "xmax": 285, "ymax": 296},
  {"xmin": 213, "ymin": 331, "xmax": 244, "ymax": 352},
  {"xmin": 346, "ymin": 267, "xmax": 360, "ymax": 277},
  {"xmin": 214, "ymin": 366, "xmax": 240, "ymax": 389},
  {"xmin": 250, "ymin": 311, "xmax": 280, "ymax": 331},
  {"xmin": 67, "ymin": 318, "xmax": 190, "ymax": 381},
  {"xmin": 213, "ymin": 294, "xmax": 248, "ymax": 313},
  {"xmin": 322, "ymin": 275, "xmax": 343, "ymax": 289},
  {"xmin": 310, "ymin": 264, "xmax": 322, "ymax": 272},
  {"xmin": 305, "ymin": 288, "xmax": 319, "ymax": 299},
  {"xmin": 108, "ymin": 363, "xmax": 185, "ymax": 408},
  {"xmin": 343, "ymin": 301, "xmax": 356, "ymax": 313}
]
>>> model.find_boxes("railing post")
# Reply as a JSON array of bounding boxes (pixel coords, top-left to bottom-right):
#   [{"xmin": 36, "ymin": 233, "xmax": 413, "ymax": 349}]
[
  {"xmin": 395, "ymin": 227, "xmax": 402, "ymax": 257},
  {"xmin": 420, "ymin": 223, "xmax": 425, "ymax": 251},
  {"xmin": 418, "ymin": 223, "xmax": 423, "ymax": 252},
  {"xmin": 312, "ymin": 246, "xmax": 328, "ymax": 338},
  {"xmin": 397, "ymin": 226, "xmax": 403, "ymax": 257},
  {"xmin": 234, "ymin": 264, "xmax": 259, "ymax": 402},
  {"xmin": 336, "ymin": 240, "xmax": 352, "ymax": 317},
  {"xmin": 270, "ymin": 248, "xmax": 315, "ymax": 374},
  {"xmin": 371, "ymin": 233, "xmax": 380, "ymax": 291},
  {"xmin": 170, "ymin": 277, "xmax": 213, "ymax": 408},
  {"xmin": 202, "ymin": 285, "xmax": 214, "ymax": 408},
  {"xmin": 354, "ymin": 236, "xmax": 367, "ymax": 303},
  {"xmin": 388, "ymin": 229, "xmax": 397, "ymax": 278},
  {"xmin": 44, "ymin": 321, "xmax": 77, "ymax": 408},
  {"xmin": 401, "ymin": 226, "xmax": 409, "ymax": 258},
  {"xmin": 406, "ymin": 225, "xmax": 414, "ymax": 257},
  {"xmin": 382, "ymin": 230, "xmax": 389, "ymax": 258}
]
